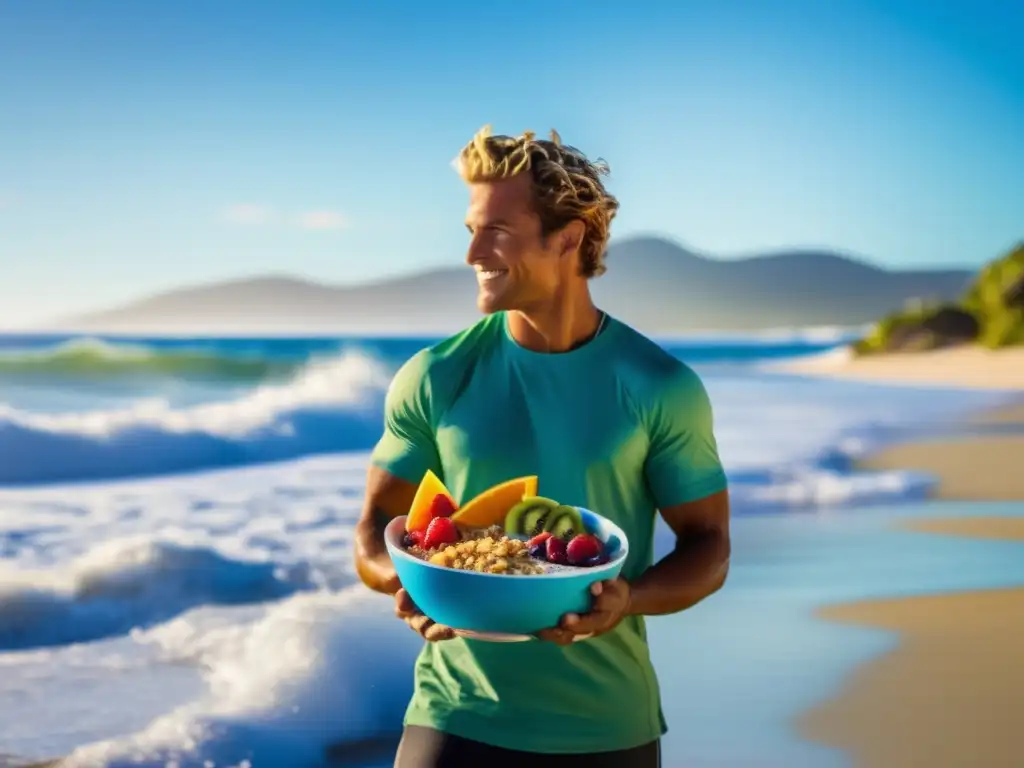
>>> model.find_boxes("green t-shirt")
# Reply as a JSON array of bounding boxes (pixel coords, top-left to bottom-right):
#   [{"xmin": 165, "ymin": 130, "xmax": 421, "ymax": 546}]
[{"xmin": 370, "ymin": 311, "xmax": 727, "ymax": 754}]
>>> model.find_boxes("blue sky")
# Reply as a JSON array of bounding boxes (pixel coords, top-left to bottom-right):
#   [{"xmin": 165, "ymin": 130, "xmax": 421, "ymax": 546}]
[{"xmin": 0, "ymin": 0, "xmax": 1021, "ymax": 327}]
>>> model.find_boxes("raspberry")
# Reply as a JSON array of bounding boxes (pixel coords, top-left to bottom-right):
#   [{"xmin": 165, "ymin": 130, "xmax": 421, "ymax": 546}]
[
  {"xmin": 545, "ymin": 535, "xmax": 568, "ymax": 565},
  {"xmin": 423, "ymin": 516, "xmax": 459, "ymax": 549},
  {"xmin": 428, "ymin": 494, "xmax": 457, "ymax": 520},
  {"xmin": 566, "ymin": 534, "xmax": 605, "ymax": 566}
]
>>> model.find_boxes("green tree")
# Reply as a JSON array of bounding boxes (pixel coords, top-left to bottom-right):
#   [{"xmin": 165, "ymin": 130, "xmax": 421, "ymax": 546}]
[{"xmin": 854, "ymin": 242, "xmax": 1024, "ymax": 355}]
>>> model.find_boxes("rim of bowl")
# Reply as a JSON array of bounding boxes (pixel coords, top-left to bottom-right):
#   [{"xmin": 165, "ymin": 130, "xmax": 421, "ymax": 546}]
[{"xmin": 384, "ymin": 512, "xmax": 629, "ymax": 580}]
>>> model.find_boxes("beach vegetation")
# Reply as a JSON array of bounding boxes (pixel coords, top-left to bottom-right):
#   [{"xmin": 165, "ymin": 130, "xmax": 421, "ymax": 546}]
[{"xmin": 854, "ymin": 242, "xmax": 1024, "ymax": 355}]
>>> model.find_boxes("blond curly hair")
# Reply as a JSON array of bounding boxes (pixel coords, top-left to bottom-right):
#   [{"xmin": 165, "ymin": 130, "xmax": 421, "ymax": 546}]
[{"xmin": 454, "ymin": 125, "xmax": 620, "ymax": 278}]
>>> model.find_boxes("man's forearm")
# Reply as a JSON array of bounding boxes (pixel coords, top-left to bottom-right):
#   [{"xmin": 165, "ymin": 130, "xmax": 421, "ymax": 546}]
[
  {"xmin": 625, "ymin": 529, "xmax": 730, "ymax": 616},
  {"xmin": 354, "ymin": 509, "xmax": 401, "ymax": 595}
]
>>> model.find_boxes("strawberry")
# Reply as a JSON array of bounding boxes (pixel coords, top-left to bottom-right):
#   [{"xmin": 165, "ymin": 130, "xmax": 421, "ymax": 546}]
[
  {"xmin": 566, "ymin": 534, "xmax": 605, "ymax": 566},
  {"xmin": 428, "ymin": 494, "xmax": 458, "ymax": 520},
  {"xmin": 545, "ymin": 535, "xmax": 568, "ymax": 565},
  {"xmin": 422, "ymin": 516, "xmax": 459, "ymax": 550}
]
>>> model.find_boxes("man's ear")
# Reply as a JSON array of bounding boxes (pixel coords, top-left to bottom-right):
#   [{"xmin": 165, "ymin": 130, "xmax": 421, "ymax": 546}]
[{"xmin": 556, "ymin": 220, "xmax": 585, "ymax": 260}]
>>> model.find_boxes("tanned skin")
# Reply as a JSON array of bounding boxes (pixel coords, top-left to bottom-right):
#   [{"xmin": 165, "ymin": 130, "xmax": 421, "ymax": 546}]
[
  {"xmin": 353, "ymin": 466, "xmax": 458, "ymax": 641},
  {"xmin": 352, "ymin": 465, "xmax": 413, "ymax": 597},
  {"xmin": 537, "ymin": 489, "xmax": 730, "ymax": 645},
  {"xmin": 352, "ymin": 172, "xmax": 731, "ymax": 642}
]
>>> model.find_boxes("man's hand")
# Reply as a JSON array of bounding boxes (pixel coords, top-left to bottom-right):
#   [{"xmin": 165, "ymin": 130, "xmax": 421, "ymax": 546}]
[
  {"xmin": 395, "ymin": 588, "xmax": 456, "ymax": 642},
  {"xmin": 536, "ymin": 578, "xmax": 631, "ymax": 645}
]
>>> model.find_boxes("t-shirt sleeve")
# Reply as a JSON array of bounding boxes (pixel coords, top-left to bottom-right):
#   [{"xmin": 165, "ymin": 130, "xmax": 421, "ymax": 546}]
[
  {"xmin": 643, "ymin": 364, "xmax": 728, "ymax": 508},
  {"xmin": 370, "ymin": 350, "xmax": 443, "ymax": 485}
]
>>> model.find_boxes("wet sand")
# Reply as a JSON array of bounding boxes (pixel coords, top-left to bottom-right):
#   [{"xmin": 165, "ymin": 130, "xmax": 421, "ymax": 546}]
[
  {"xmin": 798, "ymin": 515, "xmax": 1024, "ymax": 767},
  {"xmin": 969, "ymin": 400, "xmax": 1024, "ymax": 425},
  {"xmin": 856, "ymin": 391, "xmax": 1024, "ymax": 502},
  {"xmin": 856, "ymin": 435, "xmax": 1024, "ymax": 501}
]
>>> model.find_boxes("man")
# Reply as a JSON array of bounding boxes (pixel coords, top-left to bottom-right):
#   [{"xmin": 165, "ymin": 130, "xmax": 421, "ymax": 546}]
[{"xmin": 354, "ymin": 126, "xmax": 731, "ymax": 768}]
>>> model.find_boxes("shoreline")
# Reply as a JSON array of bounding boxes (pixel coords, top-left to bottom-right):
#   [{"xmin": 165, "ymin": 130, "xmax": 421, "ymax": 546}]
[
  {"xmin": 797, "ymin": 515, "xmax": 1024, "ymax": 767},
  {"xmin": 855, "ymin": 393, "xmax": 1024, "ymax": 502},
  {"xmin": 775, "ymin": 344, "xmax": 1024, "ymax": 391},
  {"xmin": 856, "ymin": 435, "xmax": 1024, "ymax": 501}
]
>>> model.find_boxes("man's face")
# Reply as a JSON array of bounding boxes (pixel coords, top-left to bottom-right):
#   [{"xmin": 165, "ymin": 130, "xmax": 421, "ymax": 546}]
[{"xmin": 463, "ymin": 174, "xmax": 567, "ymax": 315}]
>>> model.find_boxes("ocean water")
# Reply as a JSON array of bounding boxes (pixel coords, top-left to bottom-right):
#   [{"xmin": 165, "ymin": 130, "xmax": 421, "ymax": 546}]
[{"xmin": 0, "ymin": 331, "xmax": 1017, "ymax": 767}]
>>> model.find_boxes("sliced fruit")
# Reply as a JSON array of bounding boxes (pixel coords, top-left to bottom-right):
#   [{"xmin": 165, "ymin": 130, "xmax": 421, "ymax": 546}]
[
  {"xmin": 548, "ymin": 513, "xmax": 576, "ymax": 540},
  {"xmin": 503, "ymin": 501, "xmax": 531, "ymax": 535},
  {"xmin": 566, "ymin": 533, "xmax": 605, "ymax": 566},
  {"xmin": 423, "ymin": 517, "xmax": 460, "ymax": 549},
  {"xmin": 522, "ymin": 507, "xmax": 551, "ymax": 536},
  {"xmin": 505, "ymin": 496, "xmax": 559, "ymax": 535},
  {"xmin": 545, "ymin": 505, "xmax": 585, "ymax": 539},
  {"xmin": 407, "ymin": 470, "xmax": 456, "ymax": 533},
  {"xmin": 544, "ymin": 505, "xmax": 585, "ymax": 540},
  {"xmin": 450, "ymin": 475, "xmax": 539, "ymax": 529},
  {"xmin": 523, "ymin": 495, "xmax": 560, "ymax": 509}
]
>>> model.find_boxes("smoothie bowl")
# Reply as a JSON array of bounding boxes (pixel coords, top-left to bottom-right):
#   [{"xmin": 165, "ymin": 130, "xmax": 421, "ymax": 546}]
[{"xmin": 384, "ymin": 471, "xmax": 629, "ymax": 637}]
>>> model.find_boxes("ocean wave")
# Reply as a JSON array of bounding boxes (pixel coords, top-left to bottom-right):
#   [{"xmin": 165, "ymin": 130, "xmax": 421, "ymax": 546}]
[
  {"xmin": 0, "ymin": 338, "xmax": 303, "ymax": 381},
  {"xmin": 0, "ymin": 351, "xmax": 391, "ymax": 485},
  {"xmin": 61, "ymin": 587, "xmax": 418, "ymax": 768},
  {"xmin": 0, "ymin": 535, "xmax": 315, "ymax": 651}
]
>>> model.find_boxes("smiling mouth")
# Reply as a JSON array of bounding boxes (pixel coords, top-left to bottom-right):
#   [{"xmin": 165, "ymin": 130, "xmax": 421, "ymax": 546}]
[{"xmin": 476, "ymin": 269, "xmax": 508, "ymax": 282}]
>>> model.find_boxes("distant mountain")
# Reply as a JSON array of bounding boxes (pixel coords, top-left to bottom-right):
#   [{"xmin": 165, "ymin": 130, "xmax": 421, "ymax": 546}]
[{"xmin": 46, "ymin": 236, "xmax": 975, "ymax": 334}]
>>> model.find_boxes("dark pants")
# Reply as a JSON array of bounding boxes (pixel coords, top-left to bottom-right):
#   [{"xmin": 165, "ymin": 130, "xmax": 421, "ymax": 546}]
[{"xmin": 394, "ymin": 726, "xmax": 661, "ymax": 768}]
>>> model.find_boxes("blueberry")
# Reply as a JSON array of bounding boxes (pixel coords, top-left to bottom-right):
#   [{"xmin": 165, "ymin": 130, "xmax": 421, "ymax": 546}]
[
  {"xmin": 582, "ymin": 554, "xmax": 608, "ymax": 567},
  {"xmin": 401, "ymin": 533, "xmax": 416, "ymax": 548},
  {"xmin": 528, "ymin": 543, "xmax": 547, "ymax": 559}
]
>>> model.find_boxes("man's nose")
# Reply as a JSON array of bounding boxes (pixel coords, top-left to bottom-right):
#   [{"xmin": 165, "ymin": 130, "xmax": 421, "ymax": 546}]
[{"xmin": 465, "ymin": 234, "xmax": 487, "ymax": 266}]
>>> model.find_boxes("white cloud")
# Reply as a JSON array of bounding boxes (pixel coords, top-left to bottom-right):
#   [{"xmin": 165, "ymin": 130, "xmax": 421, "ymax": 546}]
[
  {"xmin": 294, "ymin": 210, "xmax": 349, "ymax": 231},
  {"xmin": 223, "ymin": 203, "xmax": 275, "ymax": 225}
]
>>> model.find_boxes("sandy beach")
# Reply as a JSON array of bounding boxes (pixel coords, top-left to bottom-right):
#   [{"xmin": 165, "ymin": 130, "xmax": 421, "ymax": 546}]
[
  {"xmin": 780, "ymin": 344, "xmax": 1024, "ymax": 501},
  {"xmin": 779, "ymin": 345, "xmax": 1024, "ymax": 390},
  {"xmin": 795, "ymin": 345, "xmax": 1024, "ymax": 765},
  {"xmin": 857, "ymin": 374, "xmax": 1024, "ymax": 501},
  {"xmin": 856, "ymin": 435, "xmax": 1024, "ymax": 501},
  {"xmin": 855, "ymin": 391, "xmax": 1024, "ymax": 502},
  {"xmin": 798, "ymin": 514, "xmax": 1024, "ymax": 767}
]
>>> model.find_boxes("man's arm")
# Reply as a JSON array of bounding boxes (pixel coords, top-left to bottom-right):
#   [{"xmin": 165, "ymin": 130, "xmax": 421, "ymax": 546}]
[
  {"xmin": 353, "ymin": 466, "xmax": 419, "ymax": 595},
  {"xmin": 626, "ymin": 489, "xmax": 730, "ymax": 616},
  {"xmin": 629, "ymin": 363, "xmax": 731, "ymax": 616},
  {"xmin": 544, "ymin": 363, "xmax": 730, "ymax": 643},
  {"xmin": 352, "ymin": 350, "xmax": 442, "ymax": 596}
]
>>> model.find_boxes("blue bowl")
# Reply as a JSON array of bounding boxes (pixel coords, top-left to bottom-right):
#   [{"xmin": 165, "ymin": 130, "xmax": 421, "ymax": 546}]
[{"xmin": 385, "ymin": 508, "xmax": 629, "ymax": 636}]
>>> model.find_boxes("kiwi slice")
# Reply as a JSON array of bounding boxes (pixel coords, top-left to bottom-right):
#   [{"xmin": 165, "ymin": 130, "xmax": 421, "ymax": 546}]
[
  {"xmin": 544, "ymin": 504, "xmax": 585, "ymax": 539},
  {"xmin": 504, "ymin": 497, "xmax": 558, "ymax": 535},
  {"xmin": 522, "ymin": 506, "xmax": 553, "ymax": 536},
  {"xmin": 520, "ymin": 495, "xmax": 561, "ymax": 510},
  {"xmin": 547, "ymin": 511, "xmax": 577, "ymax": 540},
  {"xmin": 503, "ymin": 500, "xmax": 530, "ymax": 535}
]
